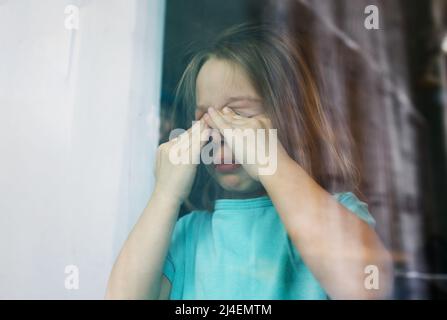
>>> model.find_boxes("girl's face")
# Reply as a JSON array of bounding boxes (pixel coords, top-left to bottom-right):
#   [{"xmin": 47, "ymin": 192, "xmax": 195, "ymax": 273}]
[{"xmin": 195, "ymin": 58, "xmax": 265, "ymax": 195}]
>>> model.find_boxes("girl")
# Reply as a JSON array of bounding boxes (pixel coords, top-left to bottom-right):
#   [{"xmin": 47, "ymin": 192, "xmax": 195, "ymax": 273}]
[{"xmin": 106, "ymin": 24, "xmax": 392, "ymax": 300}]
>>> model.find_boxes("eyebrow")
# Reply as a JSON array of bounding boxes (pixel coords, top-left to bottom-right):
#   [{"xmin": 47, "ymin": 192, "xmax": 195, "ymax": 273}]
[{"xmin": 197, "ymin": 96, "xmax": 262, "ymax": 110}]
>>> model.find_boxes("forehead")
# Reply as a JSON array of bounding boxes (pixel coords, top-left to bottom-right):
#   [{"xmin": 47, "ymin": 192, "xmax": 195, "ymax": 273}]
[{"xmin": 195, "ymin": 58, "xmax": 260, "ymax": 108}]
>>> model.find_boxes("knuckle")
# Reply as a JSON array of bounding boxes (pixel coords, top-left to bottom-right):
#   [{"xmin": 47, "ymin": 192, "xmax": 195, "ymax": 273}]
[
  {"xmin": 158, "ymin": 142, "xmax": 170, "ymax": 152},
  {"xmin": 250, "ymin": 119, "xmax": 261, "ymax": 128}
]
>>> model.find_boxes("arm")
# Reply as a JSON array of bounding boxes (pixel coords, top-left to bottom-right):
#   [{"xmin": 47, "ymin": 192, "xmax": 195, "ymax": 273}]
[
  {"xmin": 260, "ymin": 152, "xmax": 393, "ymax": 299},
  {"xmin": 206, "ymin": 107, "xmax": 393, "ymax": 299},
  {"xmin": 105, "ymin": 119, "xmax": 209, "ymax": 299},
  {"xmin": 105, "ymin": 191, "xmax": 179, "ymax": 300}
]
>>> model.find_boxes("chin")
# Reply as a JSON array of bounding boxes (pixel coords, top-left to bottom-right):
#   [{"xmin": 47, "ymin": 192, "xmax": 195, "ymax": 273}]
[
  {"xmin": 205, "ymin": 164, "xmax": 264, "ymax": 195},
  {"xmin": 215, "ymin": 172, "xmax": 261, "ymax": 193}
]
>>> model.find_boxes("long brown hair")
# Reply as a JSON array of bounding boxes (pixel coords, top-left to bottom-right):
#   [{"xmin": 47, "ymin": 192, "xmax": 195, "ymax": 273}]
[{"xmin": 170, "ymin": 23, "xmax": 358, "ymax": 212}]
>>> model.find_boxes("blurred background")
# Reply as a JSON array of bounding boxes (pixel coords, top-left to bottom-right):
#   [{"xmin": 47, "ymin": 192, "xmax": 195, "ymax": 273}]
[{"xmin": 0, "ymin": 0, "xmax": 446, "ymax": 299}]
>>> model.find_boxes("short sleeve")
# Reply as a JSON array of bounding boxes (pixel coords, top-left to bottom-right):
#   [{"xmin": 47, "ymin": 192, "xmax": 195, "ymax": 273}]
[
  {"xmin": 162, "ymin": 216, "xmax": 186, "ymax": 284},
  {"xmin": 333, "ymin": 192, "xmax": 376, "ymax": 227},
  {"xmin": 162, "ymin": 251, "xmax": 175, "ymax": 283}
]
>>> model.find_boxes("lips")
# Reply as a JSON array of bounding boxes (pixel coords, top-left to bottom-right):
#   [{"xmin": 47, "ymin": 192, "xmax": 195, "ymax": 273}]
[{"xmin": 214, "ymin": 163, "xmax": 242, "ymax": 173}]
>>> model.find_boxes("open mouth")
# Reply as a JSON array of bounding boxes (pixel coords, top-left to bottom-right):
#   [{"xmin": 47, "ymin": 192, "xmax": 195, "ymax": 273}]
[{"xmin": 214, "ymin": 163, "xmax": 242, "ymax": 173}]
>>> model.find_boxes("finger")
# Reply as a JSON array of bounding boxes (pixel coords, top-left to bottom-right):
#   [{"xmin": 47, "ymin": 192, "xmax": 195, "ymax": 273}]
[
  {"xmin": 176, "ymin": 128, "xmax": 191, "ymax": 147},
  {"xmin": 209, "ymin": 129, "xmax": 222, "ymax": 145},
  {"xmin": 220, "ymin": 112, "xmax": 252, "ymax": 128},
  {"xmin": 222, "ymin": 106, "xmax": 243, "ymax": 119},
  {"xmin": 196, "ymin": 119, "xmax": 211, "ymax": 148},
  {"xmin": 222, "ymin": 107, "xmax": 259, "ymax": 129},
  {"xmin": 189, "ymin": 120, "xmax": 200, "ymax": 146},
  {"xmin": 203, "ymin": 112, "xmax": 218, "ymax": 130},
  {"xmin": 204, "ymin": 109, "xmax": 235, "ymax": 128},
  {"xmin": 200, "ymin": 130, "xmax": 211, "ymax": 149},
  {"xmin": 207, "ymin": 107, "xmax": 232, "ymax": 133},
  {"xmin": 179, "ymin": 120, "xmax": 201, "ymax": 146},
  {"xmin": 203, "ymin": 113, "xmax": 236, "ymax": 131},
  {"xmin": 225, "ymin": 118, "xmax": 248, "ymax": 127},
  {"xmin": 188, "ymin": 119, "xmax": 208, "ymax": 163},
  {"xmin": 172, "ymin": 122, "xmax": 197, "ymax": 163}
]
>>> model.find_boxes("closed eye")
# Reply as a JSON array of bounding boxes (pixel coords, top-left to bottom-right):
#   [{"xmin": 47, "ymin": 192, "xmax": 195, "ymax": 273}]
[{"xmin": 228, "ymin": 107, "xmax": 253, "ymax": 118}]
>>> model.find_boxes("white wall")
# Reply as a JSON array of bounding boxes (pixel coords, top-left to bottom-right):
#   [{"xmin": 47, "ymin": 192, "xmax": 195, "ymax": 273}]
[{"xmin": 0, "ymin": 0, "xmax": 165, "ymax": 299}]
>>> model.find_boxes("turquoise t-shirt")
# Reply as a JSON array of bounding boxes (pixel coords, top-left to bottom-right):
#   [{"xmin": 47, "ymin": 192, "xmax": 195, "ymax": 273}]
[{"xmin": 162, "ymin": 192, "xmax": 375, "ymax": 300}]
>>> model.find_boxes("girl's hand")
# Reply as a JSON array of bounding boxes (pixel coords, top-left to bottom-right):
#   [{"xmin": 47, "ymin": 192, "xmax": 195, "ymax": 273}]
[
  {"xmin": 204, "ymin": 107, "xmax": 282, "ymax": 180},
  {"xmin": 153, "ymin": 119, "xmax": 210, "ymax": 205}
]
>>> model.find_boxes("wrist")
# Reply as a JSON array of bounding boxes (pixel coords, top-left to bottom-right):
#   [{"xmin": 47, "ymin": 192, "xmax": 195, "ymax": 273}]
[
  {"xmin": 151, "ymin": 187, "xmax": 183, "ymax": 211},
  {"xmin": 258, "ymin": 148, "xmax": 295, "ymax": 187}
]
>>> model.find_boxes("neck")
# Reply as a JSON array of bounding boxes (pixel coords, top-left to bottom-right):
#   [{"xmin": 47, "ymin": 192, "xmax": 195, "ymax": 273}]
[{"xmin": 219, "ymin": 187, "xmax": 267, "ymax": 200}]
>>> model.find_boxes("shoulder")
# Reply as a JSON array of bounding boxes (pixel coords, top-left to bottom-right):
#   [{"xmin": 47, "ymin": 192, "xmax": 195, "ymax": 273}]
[
  {"xmin": 166, "ymin": 210, "xmax": 210, "ymax": 258},
  {"xmin": 332, "ymin": 192, "xmax": 376, "ymax": 227},
  {"xmin": 172, "ymin": 210, "xmax": 210, "ymax": 235}
]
